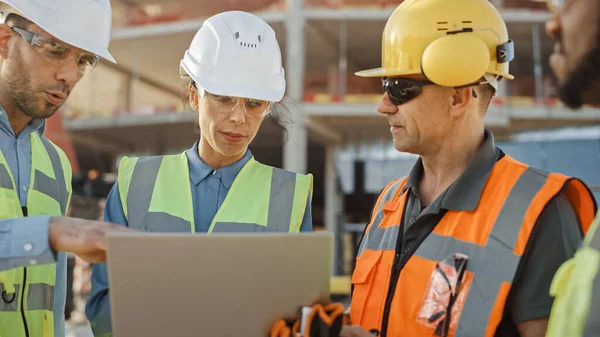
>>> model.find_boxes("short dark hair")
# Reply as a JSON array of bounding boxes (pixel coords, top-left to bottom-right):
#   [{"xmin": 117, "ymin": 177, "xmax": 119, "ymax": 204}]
[
  {"xmin": 183, "ymin": 80, "xmax": 293, "ymax": 144},
  {"xmin": 478, "ymin": 82, "xmax": 495, "ymax": 111}
]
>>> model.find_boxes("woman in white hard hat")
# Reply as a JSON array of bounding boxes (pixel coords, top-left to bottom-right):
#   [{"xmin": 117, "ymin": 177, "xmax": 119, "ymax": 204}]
[{"xmin": 85, "ymin": 11, "xmax": 313, "ymax": 335}]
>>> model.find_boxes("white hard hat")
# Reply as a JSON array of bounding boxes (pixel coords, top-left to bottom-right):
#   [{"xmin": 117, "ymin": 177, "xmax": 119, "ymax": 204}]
[
  {"xmin": 0, "ymin": 0, "xmax": 116, "ymax": 63},
  {"xmin": 179, "ymin": 11, "xmax": 286, "ymax": 102}
]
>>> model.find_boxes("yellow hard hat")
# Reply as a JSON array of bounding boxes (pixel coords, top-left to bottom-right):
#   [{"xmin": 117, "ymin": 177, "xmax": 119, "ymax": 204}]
[{"xmin": 356, "ymin": 0, "xmax": 515, "ymax": 88}]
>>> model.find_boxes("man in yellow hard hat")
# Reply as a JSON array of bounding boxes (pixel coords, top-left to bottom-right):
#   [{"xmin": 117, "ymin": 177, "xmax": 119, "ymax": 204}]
[
  {"xmin": 339, "ymin": 0, "xmax": 597, "ymax": 336},
  {"xmin": 538, "ymin": 0, "xmax": 600, "ymax": 336}
]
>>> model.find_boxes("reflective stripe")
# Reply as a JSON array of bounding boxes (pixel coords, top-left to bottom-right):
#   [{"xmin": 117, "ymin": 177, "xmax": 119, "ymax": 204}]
[
  {"xmin": 35, "ymin": 139, "xmax": 68, "ymax": 214},
  {"xmin": 0, "ymin": 163, "xmax": 13, "ymax": 190},
  {"xmin": 451, "ymin": 167, "xmax": 548, "ymax": 336},
  {"xmin": 0, "ymin": 283, "xmax": 18, "ymax": 312},
  {"xmin": 357, "ymin": 179, "xmax": 404, "ymax": 257},
  {"xmin": 211, "ymin": 168, "xmax": 299, "ymax": 232},
  {"xmin": 127, "ymin": 157, "xmax": 193, "ymax": 232},
  {"xmin": 128, "ymin": 157, "xmax": 300, "ymax": 233},
  {"xmin": 590, "ymin": 225, "xmax": 600, "ymax": 251},
  {"xmin": 267, "ymin": 168, "xmax": 296, "ymax": 232},
  {"xmin": 26, "ymin": 283, "xmax": 54, "ymax": 311},
  {"xmin": 360, "ymin": 168, "xmax": 549, "ymax": 336},
  {"xmin": 211, "ymin": 222, "xmax": 267, "ymax": 232},
  {"xmin": 584, "ymin": 269, "xmax": 600, "ymax": 337},
  {"xmin": 0, "ymin": 283, "xmax": 53, "ymax": 312}
]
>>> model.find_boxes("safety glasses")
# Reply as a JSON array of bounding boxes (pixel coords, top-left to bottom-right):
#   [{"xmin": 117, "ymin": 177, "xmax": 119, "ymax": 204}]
[
  {"xmin": 382, "ymin": 77, "xmax": 436, "ymax": 106},
  {"xmin": 10, "ymin": 26, "xmax": 99, "ymax": 76},
  {"xmin": 197, "ymin": 86, "xmax": 273, "ymax": 118}
]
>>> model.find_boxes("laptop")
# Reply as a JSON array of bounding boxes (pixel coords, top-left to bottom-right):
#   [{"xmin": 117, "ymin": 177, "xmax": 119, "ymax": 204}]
[{"xmin": 105, "ymin": 232, "xmax": 333, "ymax": 337}]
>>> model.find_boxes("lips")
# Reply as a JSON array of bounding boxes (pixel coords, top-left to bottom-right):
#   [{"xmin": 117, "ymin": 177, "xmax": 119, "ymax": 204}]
[
  {"xmin": 44, "ymin": 91, "xmax": 67, "ymax": 106},
  {"xmin": 390, "ymin": 124, "xmax": 403, "ymax": 134},
  {"xmin": 220, "ymin": 131, "xmax": 247, "ymax": 143}
]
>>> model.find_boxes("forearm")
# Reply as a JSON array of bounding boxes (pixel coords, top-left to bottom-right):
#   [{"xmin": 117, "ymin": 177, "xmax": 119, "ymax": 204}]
[{"xmin": 0, "ymin": 215, "xmax": 56, "ymax": 271}]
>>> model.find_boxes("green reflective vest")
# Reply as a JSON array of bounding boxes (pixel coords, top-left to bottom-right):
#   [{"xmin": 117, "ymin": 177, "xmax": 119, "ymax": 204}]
[
  {"xmin": 546, "ymin": 210, "xmax": 600, "ymax": 337},
  {"xmin": 0, "ymin": 133, "xmax": 72, "ymax": 337},
  {"xmin": 117, "ymin": 152, "xmax": 313, "ymax": 233}
]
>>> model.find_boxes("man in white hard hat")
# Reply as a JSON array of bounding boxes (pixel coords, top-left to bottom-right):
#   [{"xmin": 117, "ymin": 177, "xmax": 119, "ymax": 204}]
[{"xmin": 0, "ymin": 1, "xmax": 132, "ymax": 337}]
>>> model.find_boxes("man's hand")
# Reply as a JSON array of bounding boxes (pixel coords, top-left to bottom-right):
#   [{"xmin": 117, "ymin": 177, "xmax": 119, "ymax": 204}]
[
  {"xmin": 340, "ymin": 326, "xmax": 377, "ymax": 337},
  {"xmin": 48, "ymin": 216, "xmax": 134, "ymax": 263}
]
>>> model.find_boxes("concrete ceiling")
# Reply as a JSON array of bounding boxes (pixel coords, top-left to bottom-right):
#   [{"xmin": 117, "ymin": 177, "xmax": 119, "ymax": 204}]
[{"xmin": 106, "ymin": 16, "xmax": 558, "ymax": 101}]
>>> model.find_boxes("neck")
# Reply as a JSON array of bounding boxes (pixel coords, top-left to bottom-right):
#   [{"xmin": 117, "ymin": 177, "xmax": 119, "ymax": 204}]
[
  {"xmin": 418, "ymin": 125, "xmax": 485, "ymax": 206},
  {"xmin": 197, "ymin": 137, "xmax": 246, "ymax": 169},
  {"xmin": 0, "ymin": 96, "xmax": 31, "ymax": 137}
]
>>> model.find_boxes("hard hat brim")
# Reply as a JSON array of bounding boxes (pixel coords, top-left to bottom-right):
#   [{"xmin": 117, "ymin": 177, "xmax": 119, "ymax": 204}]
[{"xmin": 354, "ymin": 67, "xmax": 421, "ymax": 78}]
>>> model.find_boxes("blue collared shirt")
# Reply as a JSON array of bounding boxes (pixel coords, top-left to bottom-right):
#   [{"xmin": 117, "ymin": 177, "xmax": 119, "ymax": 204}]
[
  {"xmin": 0, "ymin": 107, "xmax": 66, "ymax": 337},
  {"xmin": 86, "ymin": 141, "xmax": 312, "ymax": 334}
]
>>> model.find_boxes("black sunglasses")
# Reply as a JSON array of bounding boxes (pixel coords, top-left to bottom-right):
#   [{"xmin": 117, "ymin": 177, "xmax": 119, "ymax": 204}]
[{"xmin": 382, "ymin": 77, "xmax": 435, "ymax": 105}]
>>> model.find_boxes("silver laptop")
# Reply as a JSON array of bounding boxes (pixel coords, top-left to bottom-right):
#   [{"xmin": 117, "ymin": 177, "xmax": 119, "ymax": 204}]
[{"xmin": 105, "ymin": 232, "xmax": 333, "ymax": 337}]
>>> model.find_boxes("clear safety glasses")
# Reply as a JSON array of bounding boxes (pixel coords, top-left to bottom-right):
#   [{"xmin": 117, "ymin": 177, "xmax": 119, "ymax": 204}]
[
  {"xmin": 197, "ymin": 86, "xmax": 273, "ymax": 118},
  {"xmin": 10, "ymin": 26, "xmax": 99, "ymax": 76}
]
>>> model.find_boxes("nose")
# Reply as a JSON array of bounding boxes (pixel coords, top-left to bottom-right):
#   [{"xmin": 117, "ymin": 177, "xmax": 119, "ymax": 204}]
[
  {"xmin": 546, "ymin": 15, "xmax": 561, "ymax": 40},
  {"xmin": 55, "ymin": 57, "xmax": 80, "ymax": 89},
  {"xmin": 377, "ymin": 93, "xmax": 398, "ymax": 115},
  {"xmin": 229, "ymin": 103, "xmax": 246, "ymax": 125}
]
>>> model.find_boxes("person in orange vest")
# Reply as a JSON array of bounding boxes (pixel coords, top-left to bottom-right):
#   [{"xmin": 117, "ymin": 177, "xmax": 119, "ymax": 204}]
[{"xmin": 338, "ymin": 0, "xmax": 598, "ymax": 336}]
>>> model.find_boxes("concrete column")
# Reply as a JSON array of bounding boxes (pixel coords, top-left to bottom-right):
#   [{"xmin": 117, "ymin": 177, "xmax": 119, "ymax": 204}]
[
  {"xmin": 338, "ymin": 20, "xmax": 348, "ymax": 97},
  {"xmin": 325, "ymin": 144, "xmax": 342, "ymax": 274},
  {"xmin": 532, "ymin": 23, "xmax": 544, "ymax": 101},
  {"xmin": 283, "ymin": 0, "xmax": 308, "ymax": 174}
]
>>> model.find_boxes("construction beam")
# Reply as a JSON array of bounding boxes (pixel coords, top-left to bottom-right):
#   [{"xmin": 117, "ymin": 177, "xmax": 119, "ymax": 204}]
[
  {"xmin": 98, "ymin": 59, "xmax": 180, "ymax": 99},
  {"xmin": 304, "ymin": 116, "xmax": 344, "ymax": 144}
]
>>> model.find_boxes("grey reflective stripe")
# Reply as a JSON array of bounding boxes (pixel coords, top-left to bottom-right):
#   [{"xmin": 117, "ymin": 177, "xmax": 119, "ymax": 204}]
[
  {"xmin": 211, "ymin": 168, "xmax": 301, "ymax": 233},
  {"xmin": 0, "ymin": 283, "xmax": 53, "ymax": 312},
  {"xmin": 0, "ymin": 163, "xmax": 13, "ymax": 190},
  {"xmin": 0, "ymin": 283, "xmax": 18, "ymax": 312},
  {"xmin": 267, "ymin": 168, "xmax": 296, "ymax": 232},
  {"xmin": 360, "ymin": 168, "xmax": 550, "ymax": 336},
  {"xmin": 127, "ymin": 157, "xmax": 193, "ymax": 232},
  {"xmin": 35, "ymin": 138, "xmax": 68, "ymax": 214},
  {"xmin": 583, "ymin": 227, "xmax": 600, "ymax": 337},
  {"xmin": 583, "ymin": 269, "xmax": 600, "ymax": 337},
  {"xmin": 357, "ymin": 179, "xmax": 404, "ymax": 257},
  {"xmin": 590, "ymin": 225, "xmax": 600, "ymax": 250},
  {"xmin": 211, "ymin": 222, "xmax": 267, "ymax": 232},
  {"xmin": 450, "ymin": 168, "xmax": 549, "ymax": 336},
  {"xmin": 26, "ymin": 283, "xmax": 54, "ymax": 311}
]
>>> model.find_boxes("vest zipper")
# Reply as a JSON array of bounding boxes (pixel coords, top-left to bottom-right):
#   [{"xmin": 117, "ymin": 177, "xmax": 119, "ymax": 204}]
[
  {"xmin": 379, "ymin": 200, "xmax": 409, "ymax": 337},
  {"xmin": 379, "ymin": 209, "xmax": 448, "ymax": 337},
  {"xmin": 379, "ymin": 222, "xmax": 404, "ymax": 337},
  {"xmin": 21, "ymin": 267, "xmax": 30, "ymax": 337}
]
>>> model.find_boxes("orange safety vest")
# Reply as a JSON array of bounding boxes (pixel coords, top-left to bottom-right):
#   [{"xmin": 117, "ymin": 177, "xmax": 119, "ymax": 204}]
[{"xmin": 350, "ymin": 155, "xmax": 596, "ymax": 337}]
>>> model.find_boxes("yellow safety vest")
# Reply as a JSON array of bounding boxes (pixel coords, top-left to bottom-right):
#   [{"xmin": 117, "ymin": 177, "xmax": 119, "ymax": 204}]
[
  {"xmin": 546, "ymin": 210, "xmax": 600, "ymax": 337},
  {"xmin": 116, "ymin": 152, "xmax": 313, "ymax": 233},
  {"xmin": 0, "ymin": 133, "xmax": 72, "ymax": 337}
]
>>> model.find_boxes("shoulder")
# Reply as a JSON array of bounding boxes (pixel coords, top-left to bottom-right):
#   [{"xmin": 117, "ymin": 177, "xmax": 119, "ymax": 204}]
[{"xmin": 118, "ymin": 154, "xmax": 182, "ymax": 173}]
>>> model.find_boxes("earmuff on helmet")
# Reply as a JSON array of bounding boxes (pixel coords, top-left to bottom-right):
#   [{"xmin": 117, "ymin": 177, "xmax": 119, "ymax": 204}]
[
  {"xmin": 355, "ymin": 0, "xmax": 515, "ymax": 91},
  {"xmin": 421, "ymin": 28, "xmax": 514, "ymax": 88}
]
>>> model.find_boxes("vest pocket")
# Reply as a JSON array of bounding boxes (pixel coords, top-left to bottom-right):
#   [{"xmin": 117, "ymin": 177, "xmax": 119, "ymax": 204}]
[{"xmin": 350, "ymin": 250, "xmax": 391, "ymax": 330}]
